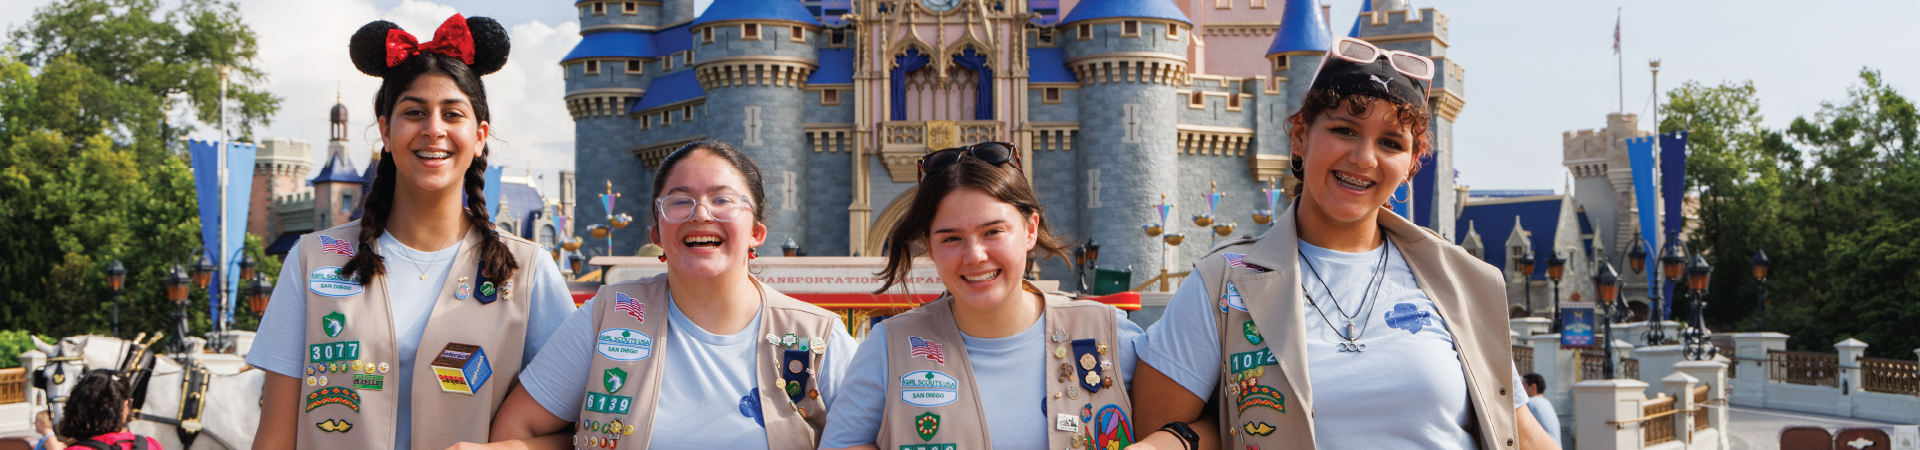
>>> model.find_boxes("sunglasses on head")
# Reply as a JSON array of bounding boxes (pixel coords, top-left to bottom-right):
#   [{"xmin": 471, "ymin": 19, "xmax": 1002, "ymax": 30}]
[
  {"xmin": 1328, "ymin": 37, "xmax": 1434, "ymax": 94},
  {"xmin": 917, "ymin": 142, "xmax": 1021, "ymax": 181}
]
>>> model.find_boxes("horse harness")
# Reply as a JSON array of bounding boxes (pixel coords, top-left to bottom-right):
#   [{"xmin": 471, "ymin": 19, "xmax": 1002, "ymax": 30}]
[{"xmin": 33, "ymin": 334, "xmax": 239, "ymax": 450}]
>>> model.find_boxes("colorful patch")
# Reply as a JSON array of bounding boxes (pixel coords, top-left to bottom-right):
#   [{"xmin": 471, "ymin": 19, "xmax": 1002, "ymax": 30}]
[
  {"xmin": 317, "ymin": 235, "xmax": 356, "ymax": 256},
  {"xmin": 898, "ymin": 445, "xmax": 957, "ymax": 450},
  {"xmin": 908, "ymin": 336, "xmax": 945, "ymax": 365},
  {"xmin": 315, "ymin": 419, "xmax": 353, "ymax": 433},
  {"xmin": 1055, "ymin": 413, "xmax": 1080, "ymax": 433},
  {"xmin": 603, "ymin": 367, "xmax": 627, "ymax": 394},
  {"xmin": 782, "ymin": 349, "xmax": 811, "ymax": 403},
  {"xmin": 455, "ymin": 283, "xmax": 471, "ymax": 300},
  {"xmin": 1385, "ymin": 303, "xmax": 1434, "ymax": 334},
  {"xmin": 303, "ymin": 387, "xmax": 360, "ymax": 412},
  {"xmin": 614, "ymin": 292, "xmax": 645, "ymax": 323},
  {"xmin": 429, "ymin": 343, "xmax": 493, "ymax": 395},
  {"xmin": 585, "ymin": 392, "xmax": 633, "ymax": 414},
  {"xmin": 898, "ymin": 370, "xmax": 960, "ymax": 407},
  {"xmin": 1094, "ymin": 404, "xmax": 1135, "ymax": 449},
  {"xmin": 307, "ymin": 267, "xmax": 364, "ymax": 297},
  {"xmin": 1237, "ymin": 384, "xmax": 1286, "ymax": 414},
  {"xmin": 1242, "ymin": 320, "xmax": 1264, "ymax": 345},
  {"xmin": 1080, "ymin": 403, "xmax": 1094, "ymax": 424},
  {"xmin": 321, "ymin": 312, "xmax": 346, "ymax": 338},
  {"xmin": 1243, "ymin": 421, "xmax": 1276, "ymax": 436},
  {"xmin": 1224, "ymin": 253, "xmax": 1273, "ymax": 273},
  {"xmin": 739, "ymin": 388, "xmax": 765, "ymax": 428},
  {"xmin": 309, "ymin": 341, "xmax": 361, "ymax": 363},
  {"xmin": 1224, "ymin": 282, "xmax": 1249, "ymax": 312},
  {"xmin": 596, "ymin": 328, "xmax": 653, "ymax": 361},
  {"xmin": 1072, "ymin": 338, "xmax": 1103, "ymax": 393},
  {"xmin": 351, "ymin": 374, "xmax": 383, "ymax": 391},
  {"xmin": 916, "ymin": 412, "xmax": 941, "ymax": 441},
  {"xmin": 1228, "ymin": 348, "xmax": 1278, "ymax": 373}
]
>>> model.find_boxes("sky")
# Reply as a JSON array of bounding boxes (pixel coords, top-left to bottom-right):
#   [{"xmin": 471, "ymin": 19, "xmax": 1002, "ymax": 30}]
[{"xmin": 5, "ymin": 0, "xmax": 1919, "ymax": 194}]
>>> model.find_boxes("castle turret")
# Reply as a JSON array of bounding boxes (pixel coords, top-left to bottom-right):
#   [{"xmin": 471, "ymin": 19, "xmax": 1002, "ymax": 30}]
[
  {"xmin": 1259, "ymin": 0, "xmax": 1331, "ymax": 195},
  {"xmin": 687, "ymin": 0, "xmax": 820, "ymax": 257},
  {"xmin": 1351, "ymin": 3, "xmax": 1466, "ymax": 238},
  {"xmin": 309, "ymin": 146, "xmax": 365, "ymax": 230},
  {"xmin": 564, "ymin": 0, "xmax": 666, "ymax": 254},
  {"xmin": 250, "ymin": 137, "xmax": 313, "ymax": 238},
  {"xmin": 1061, "ymin": 0, "xmax": 1191, "ymax": 280}
]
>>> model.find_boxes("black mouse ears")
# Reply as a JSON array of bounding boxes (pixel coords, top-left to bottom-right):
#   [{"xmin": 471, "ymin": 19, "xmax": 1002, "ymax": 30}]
[{"xmin": 350, "ymin": 14, "xmax": 510, "ymax": 78}]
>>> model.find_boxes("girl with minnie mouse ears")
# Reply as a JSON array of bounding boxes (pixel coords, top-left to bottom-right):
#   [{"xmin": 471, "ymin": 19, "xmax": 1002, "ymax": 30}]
[{"xmin": 246, "ymin": 14, "xmax": 577, "ymax": 450}]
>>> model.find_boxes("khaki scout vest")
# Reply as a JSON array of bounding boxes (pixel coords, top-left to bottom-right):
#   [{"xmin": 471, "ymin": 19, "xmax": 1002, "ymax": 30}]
[
  {"xmin": 877, "ymin": 285, "xmax": 1135, "ymax": 450},
  {"xmin": 1193, "ymin": 206, "xmax": 1518, "ymax": 450},
  {"xmin": 296, "ymin": 222, "xmax": 543, "ymax": 449},
  {"xmin": 572, "ymin": 273, "xmax": 843, "ymax": 450}
]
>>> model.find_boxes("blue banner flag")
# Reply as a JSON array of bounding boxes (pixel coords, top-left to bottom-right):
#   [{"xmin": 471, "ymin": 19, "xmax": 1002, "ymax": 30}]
[
  {"xmin": 1390, "ymin": 182, "xmax": 1413, "ymax": 221},
  {"xmin": 483, "ymin": 166, "xmax": 503, "ymax": 218},
  {"xmin": 188, "ymin": 140, "xmax": 256, "ymax": 326},
  {"xmin": 1626, "ymin": 136, "xmax": 1661, "ymax": 292},
  {"xmin": 1658, "ymin": 132, "xmax": 1689, "ymax": 319},
  {"xmin": 1560, "ymin": 301, "xmax": 1597, "ymax": 349}
]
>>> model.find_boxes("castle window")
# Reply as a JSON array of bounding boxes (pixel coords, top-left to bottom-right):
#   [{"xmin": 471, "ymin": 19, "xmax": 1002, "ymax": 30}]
[
  {"xmin": 829, "ymin": 29, "xmax": 848, "ymax": 47},
  {"xmin": 623, "ymin": 2, "xmax": 637, "ymax": 14},
  {"xmin": 1037, "ymin": 29, "xmax": 1055, "ymax": 46},
  {"xmin": 1251, "ymin": 0, "xmax": 1267, "ymax": 8},
  {"xmin": 1043, "ymin": 87, "xmax": 1062, "ymax": 104},
  {"xmin": 1272, "ymin": 55, "xmax": 1289, "ymax": 71},
  {"xmin": 1077, "ymin": 24, "xmax": 1090, "ymax": 41},
  {"xmin": 626, "ymin": 59, "xmax": 642, "ymax": 74},
  {"xmin": 684, "ymin": 50, "xmax": 695, "ymax": 66},
  {"xmin": 790, "ymin": 25, "xmax": 805, "ymax": 43},
  {"xmin": 1167, "ymin": 23, "xmax": 1181, "ymax": 39},
  {"xmin": 1122, "ymin": 21, "xmax": 1140, "ymax": 37},
  {"xmin": 682, "ymin": 105, "xmax": 693, "ymax": 122},
  {"xmin": 1228, "ymin": 92, "xmax": 1242, "ymax": 110},
  {"xmin": 703, "ymin": 27, "xmax": 715, "ymax": 43},
  {"xmin": 585, "ymin": 60, "xmax": 600, "ymax": 75},
  {"xmin": 641, "ymin": 114, "xmax": 651, "ymax": 130},
  {"xmin": 1189, "ymin": 90, "xmax": 1204, "ymax": 108},
  {"xmin": 592, "ymin": 2, "xmax": 605, "ymax": 16},
  {"xmin": 1215, "ymin": 0, "xmax": 1231, "ymax": 9},
  {"xmin": 821, "ymin": 89, "xmax": 841, "ymax": 106},
  {"xmin": 662, "ymin": 111, "xmax": 671, "ymax": 126},
  {"xmin": 663, "ymin": 54, "xmax": 673, "ymax": 71},
  {"xmin": 743, "ymin": 23, "xmax": 761, "ymax": 40}
]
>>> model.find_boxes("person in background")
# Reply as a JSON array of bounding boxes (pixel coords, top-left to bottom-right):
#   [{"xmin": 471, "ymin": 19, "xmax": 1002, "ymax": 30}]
[
  {"xmin": 33, "ymin": 410, "xmax": 66, "ymax": 450},
  {"xmin": 1523, "ymin": 373, "xmax": 1562, "ymax": 443},
  {"xmin": 57, "ymin": 370, "xmax": 159, "ymax": 450}
]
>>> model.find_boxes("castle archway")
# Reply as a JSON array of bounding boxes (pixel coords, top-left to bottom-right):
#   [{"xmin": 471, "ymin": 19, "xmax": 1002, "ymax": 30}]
[{"xmin": 865, "ymin": 186, "xmax": 919, "ymax": 257}]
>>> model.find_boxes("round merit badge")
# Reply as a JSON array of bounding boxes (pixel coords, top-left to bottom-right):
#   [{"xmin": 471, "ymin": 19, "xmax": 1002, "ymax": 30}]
[{"xmin": 788, "ymin": 360, "xmax": 804, "ymax": 374}]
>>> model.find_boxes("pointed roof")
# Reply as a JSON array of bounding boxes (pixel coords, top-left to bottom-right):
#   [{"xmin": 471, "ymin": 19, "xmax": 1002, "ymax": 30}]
[
  {"xmin": 1348, "ymin": 0, "xmax": 1372, "ymax": 38},
  {"xmin": 1059, "ymin": 0, "xmax": 1190, "ymax": 26},
  {"xmin": 1267, "ymin": 0, "xmax": 1332, "ymax": 57},
  {"xmin": 692, "ymin": 0, "xmax": 820, "ymax": 27},
  {"xmin": 309, "ymin": 147, "xmax": 365, "ymax": 185}
]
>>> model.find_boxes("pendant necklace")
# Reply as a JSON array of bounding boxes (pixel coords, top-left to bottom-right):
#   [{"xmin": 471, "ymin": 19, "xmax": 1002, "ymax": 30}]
[
  {"xmin": 1299, "ymin": 233, "xmax": 1392, "ymax": 353},
  {"xmin": 408, "ymin": 250, "xmax": 440, "ymax": 280}
]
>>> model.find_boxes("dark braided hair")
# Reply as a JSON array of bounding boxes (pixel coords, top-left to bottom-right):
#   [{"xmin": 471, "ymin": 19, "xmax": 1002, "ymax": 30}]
[
  {"xmin": 56, "ymin": 369, "xmax": 131, "ymax": 440},
  {"xmin": 340, "ymin": 16, "xmax": 520, "ymax": 281}
]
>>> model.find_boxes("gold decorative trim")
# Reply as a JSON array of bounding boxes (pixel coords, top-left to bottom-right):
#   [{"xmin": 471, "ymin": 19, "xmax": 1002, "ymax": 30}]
[
  {"xmin": 1430, "ymin": 89, "xmax": 1466, "ymax": 121},
  {"xmin": 581, "ymin": 23, "xmax": 661, "ymax": 33},
  {"xmin": 1360, "ymin": 32, "xmax": 1450, "ymax": 48}
]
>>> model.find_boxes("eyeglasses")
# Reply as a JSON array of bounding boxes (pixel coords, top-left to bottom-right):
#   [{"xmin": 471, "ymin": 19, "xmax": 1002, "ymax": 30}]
[
  {"xmin": 1329, "ymin": 37, "xmax": 1434, "ymax": 90},
  {"xmin": 917, "ymin": 142, "xmax": 1021, "ymax": 181},
  {"xmin": 654, "ymin": 194, "xmax": 755, "ymax": 224}
]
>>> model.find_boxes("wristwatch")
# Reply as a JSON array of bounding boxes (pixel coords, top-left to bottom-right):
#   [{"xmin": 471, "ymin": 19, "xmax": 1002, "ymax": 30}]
[{"xmin": 1159, "ymin": 421, "xmax": 1200, "ymax": 450}]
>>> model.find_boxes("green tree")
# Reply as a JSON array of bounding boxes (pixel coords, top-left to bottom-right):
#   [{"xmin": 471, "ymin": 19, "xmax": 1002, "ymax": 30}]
[{"xmin": 0, "ymin": 0, "xmax": 279, "ymax": 340}]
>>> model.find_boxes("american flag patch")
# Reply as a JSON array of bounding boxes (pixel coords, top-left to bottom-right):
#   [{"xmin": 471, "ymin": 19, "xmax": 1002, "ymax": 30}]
[
  {"xmin": 318, "ymin": 235, "xmax": 355, "ymax": 257},
  {"xmin": 614, "ymin": 292, "xmax": 644, "ymax": 323},
  {"xmin": 908, "ymin": 336, "xmax": 945, "ymax": 365},
  {"xmin": 1224, "ymin": 253, "xmax": 1271, "ymax": 273}
]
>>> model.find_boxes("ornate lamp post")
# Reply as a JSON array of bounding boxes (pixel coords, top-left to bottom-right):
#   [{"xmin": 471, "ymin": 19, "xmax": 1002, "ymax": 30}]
[
  {"xmin": 1683, "ymin": 252, "xmax": 1717, "ymax": 360},
  {"xmin": 569, "ymin": 252, "xmax": 586, "ymax": 276},
  {"xmin": 1252, "ymin": 178, "xmax": 1281, "ymax": 229},
  {"xmin": 1514, "ymin": 247, "xmax": 1536, "ymax": 318},
  {"xmin": 1546, "ymin": 251, "xmax": 1566, "ymax": 332},
  {"xmin": 164, "ymin": 264, "xmax": 191, "ymax": 355},
  {"xmin": 1195, "ymin": 181, "xmax": 1233, "ymax": 249},
  {"xmin": 1752, "ymin": 248, "xmax": 1770, "ymax": 332},
  {"xmin": 1593, "ymin": 260, "xmax": 1622, "ymax": 379},
  {"xmin": 106, "ymin": 260, "xmax": 126, "ymax": 338},
  {"xmin": 1658, "ymin": 242, "xmax": 1687, "ymax": 345},
  {"xmin": 1142, "ymin": 195, "xmax": 1181, "ymax": 292},
  {"xmin": 782, "ymin": 238, "xmax": 800, "ymax": 257},
  {"xmin": 1625, "ymin": 234, "xmax": 1664, "ymax": 345},
  {"xmin": 246, "ymin": 272, "xmax": 274, "ymax": 318}
]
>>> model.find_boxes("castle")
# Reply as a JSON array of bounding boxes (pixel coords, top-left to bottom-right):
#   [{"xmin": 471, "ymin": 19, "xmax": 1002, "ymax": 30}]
[{"xmin": 563, "ymin": 0, "xmax": 1468, "ymax": 285}]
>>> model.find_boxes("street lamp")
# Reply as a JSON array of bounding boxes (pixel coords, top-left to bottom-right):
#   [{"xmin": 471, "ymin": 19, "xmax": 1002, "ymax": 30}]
[
  {"xmin": 1752, "ymin": 248, "xmax": 1770, "ymax": 332},
  {"xmin": 238, "ymin": 253, "xmax": 256, "ymax": 282},
  {"xmin": 1075, "ymin": 238, "xmax": 1102, "ymax": 294},
  {"xmin": 1514, "ymin": 247, "xmax": 1536, "ymax": 318},
  {"xmin": 247, "ymin": 272, "xmax": 274, "ymax": 317},
  {"xmin": 1683, "ymin": 252, "xmax": 1716, "ymax": 361},
  {"xmin": 1546, "ymin": 250, "xmax": 1566, "ymax": 332},
  {"xmin": 164, "ymin": 264, "xmax": 191, "ymax": 354},
  {"xmin": 106, "ymin": 260, "xmax": 127, "ymax": 338},
  {"xmin": 191, "ymin": 251, "xmax": 215, "ymax": 290},
  {"xmin": 569, "ymin": 252, "xmax": 586, "ymax": 276},
  {"xmin": 782, "ymin": 238, "xmax": 800, "ymax": 257},
  {"xmin": 1593, "ymin": 260, "xmax": 1621, "ymax": 379}
]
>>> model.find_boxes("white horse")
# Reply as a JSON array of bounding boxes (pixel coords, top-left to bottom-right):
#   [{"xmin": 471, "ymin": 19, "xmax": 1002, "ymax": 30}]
[{"xmin": 31, "ymin": 335, "xmax": 261, "ymax": 450}]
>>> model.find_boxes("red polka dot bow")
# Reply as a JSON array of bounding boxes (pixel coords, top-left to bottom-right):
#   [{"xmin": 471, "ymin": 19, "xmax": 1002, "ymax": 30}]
[{"xmin": 385, "ymin": 14, "xmax": 475, "ymax": 67}]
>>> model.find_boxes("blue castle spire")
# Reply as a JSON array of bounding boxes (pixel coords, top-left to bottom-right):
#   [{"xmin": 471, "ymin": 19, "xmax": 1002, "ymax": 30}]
[
  {"xmin": 1349, "ymin": 0, "xmax": 1373, "ymax": 38},
  {"xmin": 1059, "ymin": 0, "xmax": 1190, "ymax": 25},
  {"xmin": 1266, "ymin": 0, "xmax": 1332, "ymax": 57}
]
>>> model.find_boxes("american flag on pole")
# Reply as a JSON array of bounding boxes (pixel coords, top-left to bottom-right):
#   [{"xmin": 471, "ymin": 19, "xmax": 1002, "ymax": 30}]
[
  {"xmin": 318, "ymin": 235, "xmax": 355, "ymax": 257},
  {"xmin": 614, "ymin": 292, "xmax": 645, "ymax": 323},
  {"xmin": 1612, "ymin": 15, "xmax": 1621, "ymax": 54},
  {"xmin": 908, "ymin": 336, "xmax": 945, "ymax": 365}
]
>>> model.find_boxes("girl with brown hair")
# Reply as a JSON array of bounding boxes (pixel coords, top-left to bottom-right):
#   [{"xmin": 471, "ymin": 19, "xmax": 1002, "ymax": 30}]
[
  {"xmin": 245, "ymin": 14, "xmax": 576, "ymax": 450},
  {"xmin": 821, "ymin": 143, "xmax": 1146, "ymax": 450}
]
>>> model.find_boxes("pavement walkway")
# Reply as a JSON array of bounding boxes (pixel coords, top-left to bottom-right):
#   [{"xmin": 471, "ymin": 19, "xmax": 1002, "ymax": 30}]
[{"xmin": 1727, "ymin": 405, "xmax": 1915, "ymax": 450}]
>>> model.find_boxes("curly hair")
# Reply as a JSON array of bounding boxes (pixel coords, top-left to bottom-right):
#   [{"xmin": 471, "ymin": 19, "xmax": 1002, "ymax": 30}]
[
  {"xmin": 1284, "ymin": 87, "xmax": 1433, "ymax": 197},
  {"xmin": 56, "ymin": 369, "xmax": 131, "ymax": 439}
]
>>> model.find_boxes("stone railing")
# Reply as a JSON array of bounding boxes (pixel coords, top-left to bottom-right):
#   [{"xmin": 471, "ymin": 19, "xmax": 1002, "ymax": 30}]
[
  {"xmin": 1861, "ymin": 357, "xmax": 1919, "ymax": 396},
  {"xmin": 1692, "ymin": 384, "xmax": 1709, "ymax": 431},
  {"xmin": 1513, "ymin": 345, "xmax": 1533, "ymax": 374},
  {"xmin": 1731, "ymin": 333, "xmax": 1920, "ymax": 424},
  {"xmin": 1623, "ymin": 358, "xmax": 1641, "ymax": 380},
  {"xmin": 1580, "ymin": 350, "xmax": 1608, "ymax": 381},
  {"xmin": 877, "ymin": 120, "xmax": 1002, "ymax": 182},
  {"xmin": 1030, "ymin": 122, "xmax": 1078, "ymax": 152},
  {"xmin": 1769, "ymin": 349, "xmax": 1841, "ymax": 387},
  {"xmin": 1639, "ymin": 395, "xmax": 1677, "ymax": 445},
  {"xmin": 1574, "ymin": 361, "xmax": 1728, "ymax": 450}
]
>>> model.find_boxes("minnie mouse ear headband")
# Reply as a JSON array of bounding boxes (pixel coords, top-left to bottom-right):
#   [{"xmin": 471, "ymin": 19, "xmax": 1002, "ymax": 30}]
[
  {"xmin": 350, "ymin": 14, "xmax": 510, "ymax": 77},
  {"xmin": 1306, "ymin": 37, "xmax": 1433, "ymax": 111}
]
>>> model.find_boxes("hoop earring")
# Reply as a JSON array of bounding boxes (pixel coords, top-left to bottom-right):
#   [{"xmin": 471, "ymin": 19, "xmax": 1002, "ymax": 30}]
[
  {"xmin": 1390, "ymin": 183, "xmax": 1411, "ymax": 204},
  {"xmin": 1289, "ymin": 154, "xmax": 1306, "ymax": 179}
]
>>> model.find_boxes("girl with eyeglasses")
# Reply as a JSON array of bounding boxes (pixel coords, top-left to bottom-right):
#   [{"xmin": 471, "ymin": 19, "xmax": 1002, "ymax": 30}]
[
  {"xmin": 820, "ymin": 143, "xmax": 1146, "ymax": 450},
  {"xmin": 475, "ymin": 140, "xmax": 857, "ymax": 450},
  {"xmin": 1127, "ymin": 37, "xmax": 1559, "ymax": 450}
]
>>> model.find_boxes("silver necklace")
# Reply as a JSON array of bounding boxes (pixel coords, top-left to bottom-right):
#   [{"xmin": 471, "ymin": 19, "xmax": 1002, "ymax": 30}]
[{"xmin": 1299, "ymin": 236, "xmax": 1392, "ymax": 353}]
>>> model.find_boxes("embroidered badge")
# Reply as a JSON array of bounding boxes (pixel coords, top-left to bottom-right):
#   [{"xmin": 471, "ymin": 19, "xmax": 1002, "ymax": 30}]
[
  {"xmin": 304, "ymin": 387, "xmax": 360, "ymax": 412},
  {"xmin": 614, "ymin": 292, "xmax": 645, "ymax": 322},
  {"xmin": 309, "ymin": 341, "xmax": 361, "ymax": 363},
  {"xmin": 1224, "ymin": 253, "xmax": 1272, "ymax": 273},
  {"xmin": 315, "ymin": 419, "xmax": 353, "ymax": 433},
  {"xmin": 1237, "ymin": 385, "xmax": 1286, "ymax": 414},
  {"xmin": 1094, "ymin": 404, "xmax": 1136, "ymax": 449},
  {"xmin": 899, "ymin": 370, "xmax": 960, "ymax": 407},
  {"xmin": 899, "ymin": 445, "xmax": 957, "ymax": 450},
  {"xmin": 318, "ymin": 235, "xmax": 355, "ymax": 257},
  {"xmin": 429, "ymin": 343, "xmax": 493, "ymax": 395},
  {"xmin": 917, "ymin": 412, "xmax": 942, "ymax": 441},
  {"xmin": 1228, "ymin": 347, "xmax": 1277, "ymax": 373},
  {"xmin": 1243, "ymin": 421, "xmax": 1277, "ymax": 436},
  {"xmin": 321, "ymin": 312, "xmax": 346, "ymax": 338},
  {"xmin": 739, "ymin": 388, "xmax": 765, "ymax": 428},
  {"xmin": 1224, "ymin": 282, "xmax": 1249, "ymax": 312},
  {"xmin": 596, "ymin": 328, "xmax": 654, "ymax": 361},
  {"xmin": 908, "ymin": 336, "xmax": 945, "ymax": 365},
  {"xmin": 585, "ymin": 392, "xmax": 633, "ymax": 414},
  {"xmin": 1242, "ymin": 320, "xmax": 1264, "ymax": 345},
  {"xmin": 603, "ymin": 367, "xmax": 627, "ymax": 394},
  {"xmin": 351, "ymin": 374, "xmax": 383, "ymax": 391},
  {"xmin": 308, "ymin": 267, "xmax": 364, "ymax": 297},
  {"xmin": 1385, "ymin": 303, "xmax": 1434, "ymax": 334}
]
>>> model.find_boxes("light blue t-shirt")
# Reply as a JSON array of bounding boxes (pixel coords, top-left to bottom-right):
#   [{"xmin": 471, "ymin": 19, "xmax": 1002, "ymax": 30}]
[
  {"xmin": 245, "ymin": 233, "xmax": 576, "ymax": 450},
  {"xmin": 517, "ymin": 295, "xmax": 859, "ymax": 448},
  {"xmin": 819, "ymin": 308, "xmax": 1145, "ymax": 449},
  {"xmin": 1141, "ymin": 240, "xmax": 1527, "ymax": 450},
  {"xmin": 1527, "ymin": 394, "xmax": 1562, "ymax": 443}
]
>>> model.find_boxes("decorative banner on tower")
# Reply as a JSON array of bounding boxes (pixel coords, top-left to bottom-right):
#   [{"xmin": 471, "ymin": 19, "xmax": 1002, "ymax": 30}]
[
  {"xmin": 482, "ymin": 166, "xmax": 503, "ymax": 218},
  {"xmin": 1410, "ymin": 155, "xmax": 1436, "ymax": 227},
  {"xmin": 1202, "ymin": 192, "xmax": 1223, "ymax": 218},
  {"xmin": 1658, "ymin": 131, "xmax": 1689, "ymax": 320},
  {"xmin": 1264, "ymin": 185, "xmax": 1284, "ymax": 214},
  {"xmin": 1626, "ymin": 136, "xmax": 1661, "ymax": 292},
  {"xmin": 188, "ymin": 139, "xmax": 257, "ymax": 327}
]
